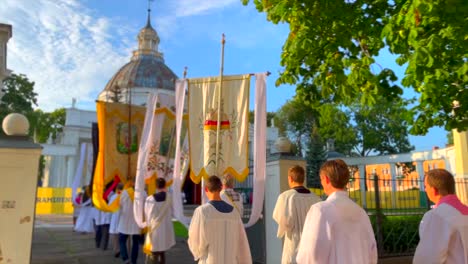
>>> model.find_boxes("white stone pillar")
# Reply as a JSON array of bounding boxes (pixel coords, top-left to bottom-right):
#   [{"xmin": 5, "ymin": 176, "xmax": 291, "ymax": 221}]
[
  {"xmin": 358, "ymin": 164, "xmax": 367, "ymax": 208},
  {"xmin": 389, "ymin": 163, "xmax": 397, "ymax": 208},
  {"xmin": 0, "ymin": 23, "xmax": 12, "ymax": 97},
  {"xmin": 415, "ymin": 161, "xmax": 425, "ymax": 192},
  {"xmin": 265, "ymin": 154, "xmax": 306, "ymax": 264},
  {"xmin": 66, "ymin": 155, "xmax": 76, "ymax": 187},
  {"xmin": 42, "ymin": 155, "xmax": 52, "ymax": 187},
  {"xmin": 0, "ymin": 113, "xmax": 42, "ymax": 263}
]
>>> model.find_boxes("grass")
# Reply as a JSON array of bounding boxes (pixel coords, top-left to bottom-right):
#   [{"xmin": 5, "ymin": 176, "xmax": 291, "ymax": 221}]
[{"xmin": 173, "ymin": 220, "xmax": 188, "ymax": 238}]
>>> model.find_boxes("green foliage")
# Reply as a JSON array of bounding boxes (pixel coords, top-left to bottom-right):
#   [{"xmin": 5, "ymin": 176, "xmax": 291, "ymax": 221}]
[
  {"xmin": 274, "ymin": 98, "xmax": 318, "ymax": 154},
  {"xmin": 242, "ymin": 0, "xmax": 468, "ymax": 134},
  {"xmin": 275, "ymin": 95, "xmax": 413, "ymax": 157},
  {"xmin": 0, "ymin": 74, "xmax": 38, "ymax": 136},
  {"xmin": 349, "ymin": 95, "xmax": 415, "ymax": 156},
  {"xmin": 30, "ymin": 108, "xmax": 66, "ymax": 143},
  {"xmin": 248, "ymin": 111, "xmax": 276, "ymax": 127},
  {"xmin": 370, "ymin": 214, "xmax": 423, "ymax": 254},
  {"xmin": 305, "ymin": 128, "xmax": 326, "ymax": 187}
]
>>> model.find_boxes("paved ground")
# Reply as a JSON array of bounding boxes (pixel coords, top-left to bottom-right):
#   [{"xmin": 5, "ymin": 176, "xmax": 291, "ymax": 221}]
[
  {"xmin": 32, "ymin": 215, "xmax": 195, "ymax": 264},
  {"xmin": 32, "ymin": 214, "xmax": 413, "ymax": 264}
]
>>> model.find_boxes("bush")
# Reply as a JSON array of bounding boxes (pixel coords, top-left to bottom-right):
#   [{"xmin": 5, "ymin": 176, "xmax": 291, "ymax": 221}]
[{"xmin": 370, "ymin": 214, "xmax": 423, "ymax": 255}]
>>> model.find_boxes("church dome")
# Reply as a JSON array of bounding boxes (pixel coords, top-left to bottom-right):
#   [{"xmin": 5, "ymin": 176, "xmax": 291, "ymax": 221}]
[
  {"xmin": 103, "ymin": 54, "xmax": 177, "ymax": 92},
  {"xmin": 101, "ymin": 11, "xmax": 177, "ymax": 96}
]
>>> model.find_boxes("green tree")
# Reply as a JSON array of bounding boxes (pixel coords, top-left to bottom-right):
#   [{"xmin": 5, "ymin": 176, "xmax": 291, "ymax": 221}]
[
  {"xmin": 350, "ymin": 96, "xmax": 415, "ymax": 156},
  {"xmin": 248, "ymin": 111, "xmax": 276, "ymax": 127},
  {"xmin": 0, "ymin": 74, "xmax": 38, "ymax": 136},
  {"xmin": 30, "ymin": 108, "xmax": 66, "ymax": 143},
  {"xmin": 1, "ymin": 74, "xmax": 37, "ymax": 117},
  {"xmin": 274, "ymin": 98, "xmax": 318, "ymax": 155},
  {"xmin": 305, "ymin": 127, "xmax": 326, "ymax": 187},
  {"xmin": 275, "ymin": 96, "xmax": 414, "ymax": 157},
  {"xmin": 242, "ymin": 0, "xmax": 467, "ymax": 134}
]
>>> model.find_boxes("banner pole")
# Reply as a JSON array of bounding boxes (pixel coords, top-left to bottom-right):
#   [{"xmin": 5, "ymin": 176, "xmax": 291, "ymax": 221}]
[{"xmin": 215, "ymin": 34, "xmax": 226, "ymax": 177}]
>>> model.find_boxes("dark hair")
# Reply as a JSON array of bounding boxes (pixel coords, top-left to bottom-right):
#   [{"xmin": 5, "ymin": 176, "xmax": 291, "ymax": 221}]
[
  {"xmin": 288, "ymin": 165, "xmax": 305, "ymax": 184},
  {"xmin": 156, "ymin": 177, "xmax": 166, "ymax": 189},
  {"xmin": 320, "ymin": 159, "xmax": 350, "ymax": 189},
  {"xmin": 116, "ymin": 183, "xmax": 124, "ymax": 191},
  {"xmin": 426, "ymin": 169, "xmax": 455, "ymax": 195},
  {"xmin": 206, "ymin": 176, "xmax": 222, "ymax": 193}
]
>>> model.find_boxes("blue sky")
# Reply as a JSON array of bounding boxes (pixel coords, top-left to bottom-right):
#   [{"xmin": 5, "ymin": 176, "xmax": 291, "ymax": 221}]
[{"xmin": 0, "ymin": 0, "xmax": 447, "ymax": 151}]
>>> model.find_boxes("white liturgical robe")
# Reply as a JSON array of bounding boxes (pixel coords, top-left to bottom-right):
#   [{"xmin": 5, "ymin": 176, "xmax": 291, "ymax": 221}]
[
  {"xmin": 273, "ymin": 189, "xmax": 322, "ymax": 264},
  {"xmin": 413, "ymin": 195, "xmax": 468, "ymax": 264},
  {"xmin": 296, "ymin": 191, "xmax": 377, "ymax": 264},
  {"xmin": 109, "ymin": 193, "xmax": 120, "ymax": 234},
  {"xmin": 188, "ymin": 203, "xmax": 252, "ymax": 264},
  {"xmin": 117, "ymin": 189, "xmax": 141, "ymax": 235},
  {"xmin": 144, "ymin": 193, "xmax": 175, "ymax": 252}
]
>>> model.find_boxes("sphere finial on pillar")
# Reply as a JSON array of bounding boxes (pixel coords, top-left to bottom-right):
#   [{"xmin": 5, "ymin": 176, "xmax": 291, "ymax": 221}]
[{"xmin": 2, "ymin": 113, "xmax": 30, "ymax": 136}]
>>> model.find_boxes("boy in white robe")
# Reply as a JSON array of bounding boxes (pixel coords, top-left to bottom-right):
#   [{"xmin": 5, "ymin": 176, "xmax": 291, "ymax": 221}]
[
  {"xmin": 296, "ymin": 159, "xmax": 377, "ymax": 264},
  {"xmin": 413, "ymin": 169, "xmax": 468, "ymax": 264},
  {"xmin": 118, "ymin": 184, "xmax": 142, "ymax": 264},
  {"xmin": 144, "ymin": 177, "xmax": 175, "ymax": 264},
  {"xmin": 221, "ymin": 173, "xmax": 244, "ymax": 217},
  {"xmin": 74, "ymin": 186, "xmax": 94, "ymax": 233},
  {"xmin": 273, "ymin": 165, "xmax": 321, "ymax": 264},
  {"xmin": 188, "ymin": 175, "xmax": 252, "ymax": 264}
]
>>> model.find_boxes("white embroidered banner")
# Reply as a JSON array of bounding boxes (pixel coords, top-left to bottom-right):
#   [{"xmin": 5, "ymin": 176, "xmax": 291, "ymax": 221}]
[
  {"xmin": 135, "ymin": 91, "xmax": 190, "ymax": 228},
  {"xmin": 188, "ymin": 75, "xmax": 250, "ymax": 183}
]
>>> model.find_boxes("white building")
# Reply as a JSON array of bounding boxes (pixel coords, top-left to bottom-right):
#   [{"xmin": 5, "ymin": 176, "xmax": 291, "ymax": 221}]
[{"xmin": 0, "ymin": 23, "xmax": 12, "ymax": 98}]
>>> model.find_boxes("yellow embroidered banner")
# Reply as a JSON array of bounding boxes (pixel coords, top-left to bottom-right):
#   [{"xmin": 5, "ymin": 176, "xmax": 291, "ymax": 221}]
[
  {"xmin": 188, "ymin": 75, "xmax": 250, "ymax": 183},
  {"xmin": 93, "ymin": 101, "xmax": 145, "ymax": 212}
]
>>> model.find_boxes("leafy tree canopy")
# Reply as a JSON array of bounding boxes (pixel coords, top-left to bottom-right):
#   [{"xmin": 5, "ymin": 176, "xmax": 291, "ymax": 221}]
[
  {"xmin": 1, "ymin": 73, "xmax": 37, "ymax": 116},
  {"xmin": 1, "ymin": 73, "xmax": 65, "ymax": 141},
  {"xmin": 242, "ymin": 0, "xmax": 467, "ymax": 134},
  {"xmin": 275, "ymin": 95, "xmax": 414, "ymax": 157}
]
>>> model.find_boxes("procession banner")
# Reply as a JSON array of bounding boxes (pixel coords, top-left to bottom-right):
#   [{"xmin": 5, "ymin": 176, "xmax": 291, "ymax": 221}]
[
  {"xmin": 188, "ymin": 74, "xmax": 250, "ymax": 183},
  {"xmin": 93, "ymin": 101, "xmax": 145, "ymax": 212}
]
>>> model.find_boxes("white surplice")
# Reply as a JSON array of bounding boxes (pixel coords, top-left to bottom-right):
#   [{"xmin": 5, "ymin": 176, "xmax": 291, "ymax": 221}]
[
  {"xmin": 296, "ymin": 191, "xmax": 377, "ymax": 264},
  {"xmin": 188, "ymin": 203, "xmax": 252, "ymax": 264},
  {"xmin": 273, "ymin": 189, "xmax": 322, "ymax": 264},
  {"xmin": 221, "ymin": 189, "xmax": 244, "ymax": 217},
  {"xmin": 108, "ymin": 193, "xmax": 120, "ymax": 234},
  {"xmin": 413, "ymin": 202, "xmax": 468, "ymax": 264},
  {"xmin": 144, "ymin": 193, "xmax": 175, "ymax": 252},
  {"xmin": 117, "ymin": 189, "xmax": 141, "ymax": 235},
  {"xmin": 74, "ymin": 199, "xmax": 94, "ymax": 233}
]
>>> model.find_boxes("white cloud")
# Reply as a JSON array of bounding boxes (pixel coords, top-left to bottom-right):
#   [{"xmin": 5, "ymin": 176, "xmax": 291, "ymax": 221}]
[
  {"xmin": 171, "ymin": 0, "xmax": 238, "ymax": 17},
  {"xmin": 0, "ymin": 0, "xmax": 133, "ymax": 111}
]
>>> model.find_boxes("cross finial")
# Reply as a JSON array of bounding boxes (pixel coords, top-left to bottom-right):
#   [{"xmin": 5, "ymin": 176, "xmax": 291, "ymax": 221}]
[{"xmin": 146, "ymin": 0, "xmax": 154, "ymax": 27}]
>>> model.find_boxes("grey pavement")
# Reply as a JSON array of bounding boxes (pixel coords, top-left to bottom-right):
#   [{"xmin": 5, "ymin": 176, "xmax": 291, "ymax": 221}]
[
  {"xmin": 32, "ymin": 215, "xmax": 195, "ymax": 264},
  {"xmin": 31, "ymin": 214, "xmax": 413, "ymax": 264}
]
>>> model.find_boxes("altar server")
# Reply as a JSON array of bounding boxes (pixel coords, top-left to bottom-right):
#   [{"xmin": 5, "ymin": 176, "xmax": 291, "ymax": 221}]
[
  {"xmin": 188, "ymin": 176, "xmax": 252, "ymax": 264},
  {"xmin": 273, "ymin": 165, "xmax": 321, "ymax": 264},
  {"xmin": 296, "ymin": 159, "xmax": 377, "ymax": 264},
  {"xmin": 413, "ymin": 169, "xmax": 468, "ymax": 264},
  {"xmin": 118, "ymin": 183, "xmax": 142, "ymax": 264},
  {"xmin": 221, "ymin": 173, "xmax": 244, "ymax": 217}
]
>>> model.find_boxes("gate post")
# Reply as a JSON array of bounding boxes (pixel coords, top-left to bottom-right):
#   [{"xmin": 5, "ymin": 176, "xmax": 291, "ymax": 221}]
[{"xmin": 373, "ymin": 175, "xmax": 384, "ymax": 255}]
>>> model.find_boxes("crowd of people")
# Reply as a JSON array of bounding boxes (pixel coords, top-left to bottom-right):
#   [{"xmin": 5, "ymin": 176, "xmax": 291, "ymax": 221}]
[{"xmin": 72, "ymin": 159, "xmax": 468, "ymax": 264}]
